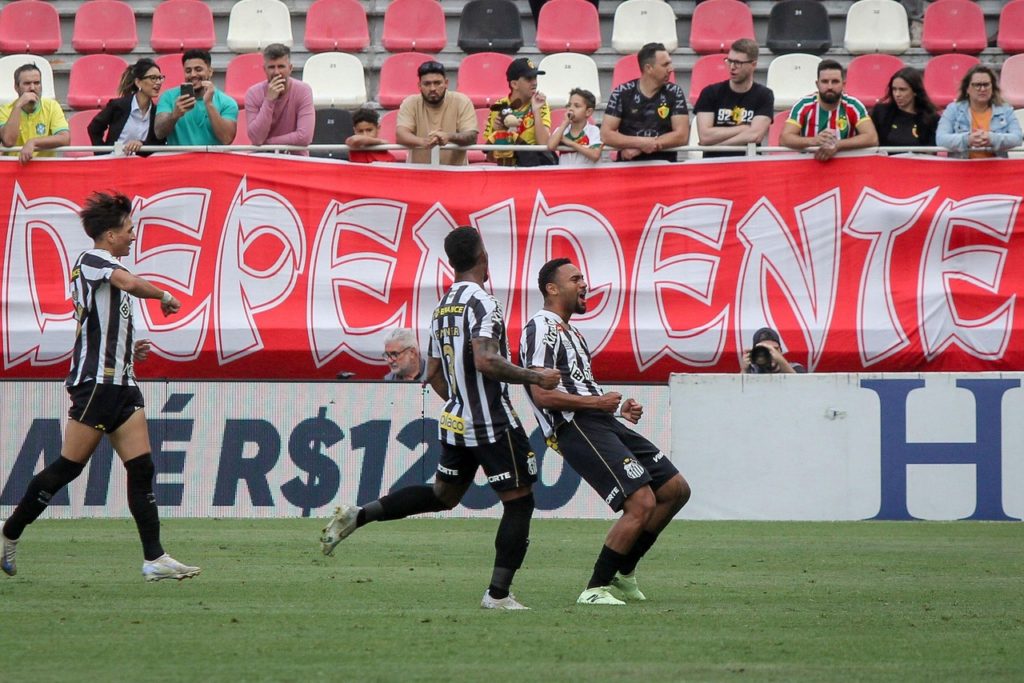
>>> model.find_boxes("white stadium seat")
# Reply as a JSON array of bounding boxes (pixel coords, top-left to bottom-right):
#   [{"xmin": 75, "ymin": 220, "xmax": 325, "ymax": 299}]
[
  {"xmin": 301, "ymin": 52, "xmax": 367, "ymax": 108},
  {"xmin": 844, "ymin": 0, "xmax": 911, "ymax": 55},
  {"xmin": 766, "ymin": 53, "xmax": 821, "ymax": 110},
  {"xmin": 226, "ymin": 0, "xmax": 293, "ymax": 52},
  {"xmin": 611, "ymin": 0, "xmax": 678, "ymax": 54},
  {"xmin": 0, "ymin": 54, "xmax": 56, "ymax": 104},
  {"xmin": 537, "ymin": 53, "xmax": 601, "ymax": 108}
]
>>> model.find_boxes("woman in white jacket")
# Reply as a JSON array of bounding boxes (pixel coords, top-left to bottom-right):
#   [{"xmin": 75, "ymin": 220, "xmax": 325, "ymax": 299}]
[{"xmin": 936, "ymin": 64, "xmax": 1022, "ymax": 158}]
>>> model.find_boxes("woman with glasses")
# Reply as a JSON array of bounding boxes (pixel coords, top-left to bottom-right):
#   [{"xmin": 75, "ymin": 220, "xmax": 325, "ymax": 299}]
[
  {"xmin": 87, "ymin": 58, "xmax": 167, "ymax": 156},
  {"xmin": 936, "ymin": 64, "xmax": 1022, "ymax": 159},
  {"xmin": 870, "ymin": 67, "xmax": 938, "ymax": 148}
]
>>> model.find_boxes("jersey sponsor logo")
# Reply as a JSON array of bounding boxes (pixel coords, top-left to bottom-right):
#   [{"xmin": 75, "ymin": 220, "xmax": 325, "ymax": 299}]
[
  {"xmin": 652, "ymin": 451, "xmax": 664, "ymax": 462},
  {"xmin": 526, "ymin": 451, "xmax": 537, "ymax": 476},
  {"xmin": 433, "ymin": 304, "xmax": 466, "ymax": 318},
  {"xmin": 435, "ymin": 326, "xmax": 460, "ymax": 339},
  {"xmin": 487, "ymin": 471, "xmax": 511, "ymax": 483},
  {"xmin": 623, "ymin": 457, "xmax": 645, "ymax": 480},
  {"xmin": 604, "ymin": 486, "xmax": 620, "ymax": 505},
  {"xmin": 438, "ymin": 463, "xmax": 459, "ymax": 477},
  {"xmin": 545, "ymin": 434, "xmax": 560, "ymax": 452},
  {"xmin": 542, "ymin": 320, "xmax": 559, "ymax": 348},
  {"xmin": 439, "ymin": 411, "xmax": 465, "ymax": 434}
]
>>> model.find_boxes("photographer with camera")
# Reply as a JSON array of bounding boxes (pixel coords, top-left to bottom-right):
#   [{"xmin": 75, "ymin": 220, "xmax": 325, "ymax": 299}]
[{"xmin": 741, "ymin": 327, "xmax": 806, "ymax": 374}]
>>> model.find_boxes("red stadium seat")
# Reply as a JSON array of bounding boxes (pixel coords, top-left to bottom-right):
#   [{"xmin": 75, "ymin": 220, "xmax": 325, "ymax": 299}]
[
  {"xmin": 845, "ymin": 54, "xmax": 905, "ymax": 109},
  {"xmin": 536, "ymin": 0, "xmax": 601, "ymax": 54},
  {"xmin": 72, "ymin": 0, "xmax": 138, "ymax": 54},
  {"xmin": 304, "ymin": 0, "xmax": 370, "ymax": 52},
  {"xmin": 67, "ymin": 54, "xmax": 128, "ymax": 110},
  {"xmin": 225, "ymin": 53, "xmax": 266, "ymax": 107},
  {"xmin": 155, "ymin": 53, "xmax": 186, "ymax": 93},
  {"xmin": 921, "ymin": 0, "xmax": 986, "ymax": 55},
  {"xmin": 67, "ymin": 109, "xmax": 100, "ymax": 157},
  {"xmin": 150, "ymin": 0, "xmax": 215, "ymax": 53},
  {"xmin": 611, "ymin": 53, "xmax": 676, "ymax": 90},
  {"xmin": 378, "ymin": 52, "xmax": 436, "ymax": 108},
  {"xmin": 378, "ymin": 109, "xmax": 407, "ymax": 161},
  {"xmin": 997, "ymin": 1, "xmax": 1024, "ymax": 55},
  {"xmin": 688, "ymin": 54, "xmax": 730, "ymax": 105},
  {"xmin": 381, "ymin": 0, "xmax": 447, "ymax": 53},
  {"xmin": 689, "ymin": 0, "xmax": 755, "ymax": 55},
  {"xmin": 923, "ymin": 53, "xmax": 979, "ymax": 109},
  {"xmin": 999, "ymin": 54, "xmax": 1024, "ymax": 109},
  {"xmin": 0, "ymin": 0, "xmax": 62, "ymax": 55},
  {"xmin": 768, "ymin": 110, "xmax": 789, "ymax": 147},
  {"xmin": 457, "ymin": 52, "xmax": 513, "ymax": 107},
  {"xmin": 234, "ymin": 107, "xmax": 252, "ymax": 145},
  {"xmin": 470, "ymin": 108, "xmax": 491, "ymax": 163}
]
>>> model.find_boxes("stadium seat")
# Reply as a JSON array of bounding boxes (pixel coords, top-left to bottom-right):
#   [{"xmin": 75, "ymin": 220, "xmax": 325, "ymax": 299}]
[
  {"xmin": 150, "ymin": 0, "xmax": 215, "ymax": 53},
  {"xmin": 311, "ymin": 108, "xmax": 354, "ymax": 159},
  {"xmin": 766, "ymin": 0, "xmax": 831, "ymax": 56},
  {"xmin": 689, "ymin": 0, "xmax": 756, "ymax": 55},
  {"xmin": 844, "ymin": 0, "xmax": 911, "ymax": 55},
  {"xmin": 921, "ymin": 0, "xmax": 986, "ymax": 55},
  {"xmin": 610, "ymin": 53, "xmax": 676, "ymax": 90},
  {"xmin": 67, "ymin": 54, "xmax": 129, "ymax": 110},
  {"xmin": 845, "ymin": 54, "xmax": 905, "ymax": 108},
  {"xmin": 999, "ymin": 54, "xmax": 1024, "ymax": 109},
  {"xmin": 377, "ymin": 52, "xmax": 435, "ymax": 109},
  {"xmin": 768, "ymin": 110, "xmax": 790, "ymax": 147},
  {"xmin": 1012, "ymin": 109, "xmax": 1024, "ymax": 158},
  {"xmin": 377, "ymin": 110, "xmax": 407, "ymax": 161},
  {"xmin": 225, "ymin": 53, "xmax": 266, "ymax": 107},
  {"xmin": 923, "ymin": 53, "xmax": 979, "ymax": 108},
  {"xmin": 469, "ymin": 108, "xmax": 490, "ymax": 163},
  {"xmin": 536, "ymin": 0, "xmax": 601, "ymax": 54},
  {"xmin": 537, "ymin": 53, "xmax": 600, "ymax": 108},
  {"xmin": 381, "ymin": 0, "xmax": 447, "ymax": 53},
  {"xmin": 304, "ymin": 0, "xmax": 370, "ymax": 53},
  {"xmin": 549, "ymin": 107, "xmax": 593, "ymax": 131},
  {"xmin": 765, "ymin": 53, "xmax": 821, "ymax": 109},
  {"xmin": 688, "ymin": 54, "xmax": 731, "ymax": 105},
  {"xmin": 72, "ymin": 0, "xmax": 138, "ymax": 54},
  {"xmin": 302, "ymin": 52, "xmax": 367, "ymax": 108},
  {"xmin": 234, "ymin": 107, "xmax": 252, "ymax": 145},
  {"xmin": 226, "ymin": 0, "xmax": 293, "ymax": 53},
  {"xmin": 0, "ymin": 53, "xmax": 55, "ymax": 103},
  {"xmin": 611, "ymin": 0, "xmax": 678, "ymax": 54},
  {"xmin": 457, "ymin": 52, "xmax": 513, "ymax": 107},
  {"xmin": 997, "ymin": 1, "xmax": 1024, "ymax": 55},
  {"xmin": 0, "ymin": 0, "xmax": 62, "ymax": 55},
  {"xmin": 687, "ymin": 116, "xmax": 702, "ymax": 160},
  {"xmin": 457, "ymin": 0, "xmax": 524, "ymax": 54},
  {"xmin": 66, "ymin": 109, "xmax": 100, "ymax": 158},
  {"xmin": 155, "ymin": 53, "xmax": 186, "ymax": 92}
]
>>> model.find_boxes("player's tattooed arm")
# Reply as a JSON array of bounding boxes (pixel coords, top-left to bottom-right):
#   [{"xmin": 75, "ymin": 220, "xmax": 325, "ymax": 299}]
[
  {"xmin": 425, "ymin": 357, "xmax": 449, "ymax": 401},
  {"xmin": 473, "ymin": 338, "xmax": 560, "ymax": 388}
]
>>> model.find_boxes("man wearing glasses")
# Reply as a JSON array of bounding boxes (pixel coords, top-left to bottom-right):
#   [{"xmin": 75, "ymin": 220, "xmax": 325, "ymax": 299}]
[
  {"xmin": 382, "ymin": 328, "xmax": 427, "ymax": 382},
  {"xmin": 396, "ymin": 60, "xmax": 478, "ymax": 165},
  {"xmin": 693, "ymin": 38, "xmax": 774, "ymax": 159}
]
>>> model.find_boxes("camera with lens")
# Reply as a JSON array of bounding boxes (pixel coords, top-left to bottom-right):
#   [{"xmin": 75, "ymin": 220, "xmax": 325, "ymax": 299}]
[{"xmin": 749, "ymin": 344, "xmax": 773, "ymax": 369}]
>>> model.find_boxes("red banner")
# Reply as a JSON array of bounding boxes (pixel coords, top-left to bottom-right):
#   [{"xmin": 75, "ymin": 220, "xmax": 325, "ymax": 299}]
[{"xmin": 2, "ymin": 154, "xmax": 1023, "ymax": 380}]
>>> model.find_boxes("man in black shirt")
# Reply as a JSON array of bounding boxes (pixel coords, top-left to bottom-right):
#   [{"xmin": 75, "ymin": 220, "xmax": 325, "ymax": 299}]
[{"xmin": 694, "ymin": 38, "xmax": 774, "ymax": 158}]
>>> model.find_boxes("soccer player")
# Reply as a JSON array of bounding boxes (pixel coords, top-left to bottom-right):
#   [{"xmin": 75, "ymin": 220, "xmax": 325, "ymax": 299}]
[
  {"xmin": 320, "ymin": 226, "xmax": 560, "ymax": 609},
  {"xmin": 520, "ymin": 258, "xmax": 690, "ymax": 605},
  {"xmin": 1, "ymin": 192, "xmax": 200, "ymax": 582}
]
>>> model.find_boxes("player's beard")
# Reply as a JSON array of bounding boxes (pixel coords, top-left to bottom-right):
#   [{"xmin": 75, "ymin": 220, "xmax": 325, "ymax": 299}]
[{"xmin": 820, "ymin": 90, "xmax": 840, "ymax": 105}]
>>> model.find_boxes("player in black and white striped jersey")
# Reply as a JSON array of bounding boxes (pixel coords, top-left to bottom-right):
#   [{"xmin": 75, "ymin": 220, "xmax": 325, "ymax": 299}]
[
  {"xmin": 2, "ymin": 191, "xmax": 199, "ymax": 582},
  {"xmin": 321, "ymin": 226, "xmax": 559, "ymax": 609},
  {"xmin": 520, "ymin": 258, "xmax": 691, "ymax": 605}
]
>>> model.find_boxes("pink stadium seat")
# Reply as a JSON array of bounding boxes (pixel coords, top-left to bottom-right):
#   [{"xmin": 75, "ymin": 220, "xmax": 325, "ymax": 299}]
[
  {"xmin": 155, "ymin": 53, "xmax": 186, "ymax": 92},
  {"xmin": 0, "ymin": 0, "xmax": 62, "ymax": 55},
  {"xmin": 378, "ymin": 52, "xmax": 436, "ymax": 108},
  {"xmin": 470, "ymin": 108, "xmax": 491, "ymax": 163},
  {"xmin": 921, "ymin": 0, "xmax": 986, "ymax": 55},
  {"xmin": 999, "ymin": 54, "xmax": 1024, "ymax": 109},
  {"xmin": 611, "ymin": 53, "xmax": 676, "ymax": 90},
  {"xmin": 457, "ymin": 52, "xmax": 513, "ymax": 107},
  {"xmin": 225, "ymin": 53, "xmax": 266, "ymax": 107},
  {"xmin": 997, "ymin": 1, "xmax": 1024, "ymax": 55},
  {"xmin": 67, "ymin": 109, "xmax": 100, "ymax": 157},
  {"xmin": 688, "ymin": 54, "xmax": 730, "ymax": 104},
  {"xmin": 923, "ymin": 53, "xmax": 979, "ymax": 109},
  {"xmin": 72, "ymin": 0, "xmax": 138, "ymax": 54},
  {"xmin": 304, "ymin": 0, "xmax": 370, "ymax": 52},
  {"xmin": 689, "ymin": 0, "xmax": 756, "ymax": 55},
  {"xmin": 234, "ymin": 107, "xmax": 252, "ymax": 145},
  {"xmin": 378, "ymin": 110, "xmax": 407, "ymax": 161},
  {"xmin": 67, "ymin": 54, "xmax": 129, "ymax": 110},
  {"xmin": 536, "ymin": 0, "xmax": 601, "ymax": 54},
  {"xmin": 768, "ymin": 110, "xmax": 789, "ymax": 147},
  {"xmin": 845, "ymin": 54, "xmax": 905, "ymax": 108},
  {"xmin": 150, "ymin": 0, "xmax": 215, "ymax": 53},
  {"xmin": 382, "ymin": 0, "xmax": 447, "ymax": 53}
]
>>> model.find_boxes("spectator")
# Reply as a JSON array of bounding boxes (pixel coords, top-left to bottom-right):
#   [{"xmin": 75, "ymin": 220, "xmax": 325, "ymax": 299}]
[
  {"xmin": 740, "ymin": 327, "xmax": 806, "ymax": 374},
  {"xmin": 547, "ymin": 88, "xmax": 603, "ymax": 166},
  {"xmin": 0, "ymin": 63, "xmax": 69, "ymax": 164},
  {"xmin": 870, "ymin": 67, "xmax": 938, "ymax": 148},
  {"xmin": 87, "ymin": 58, "xmax": 167, "ymax": 156},
  {"xmin": 936, "ymin": 65, "xmax": 1023, "ymax": 159},
  {"xmin": 244, "ymin": 44, "xmax": 315, "ymax": 155},
  {"xmin": 346, "ymin": 109, "xmax": 399, "ymax": 163},
  {"xmin": 396, "ymin": 60, "xmax": 478, "ymax": 165},
  {"xmin": 484, "ymin": 58, "xmax": 554, "ymax": 166},
  {"xmin": 694, "ymin": 38, "xmax": 774, "ymax": 158},
  {"xmin": 155, "ymin": 49, "xmax": 238, "ymax": 147},
  {"xmin": 780, "ymin": 59, "xmax": 879, "ymax": 162},
  {"xmin": 382, "ymin": 328, "xmax": 427, "ymax": 381},
  {"xmin": 601, "ymin": 42, "xmax": 689, "ymax": 162}
]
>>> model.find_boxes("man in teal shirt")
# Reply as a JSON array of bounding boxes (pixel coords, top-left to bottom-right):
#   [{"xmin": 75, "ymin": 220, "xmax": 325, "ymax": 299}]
[{"xmin": 155, "ymin": 49, "xmax": 237, "ymax": 146}]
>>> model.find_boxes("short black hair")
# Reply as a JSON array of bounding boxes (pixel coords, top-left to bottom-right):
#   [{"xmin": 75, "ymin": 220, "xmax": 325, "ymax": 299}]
[
  {"xmin": 417, "ymin": 60, "xmax": 446, "ymax": 78},
  {"xmin": 444, "ymin": 226, "xmax": 483, "ymax": 273},
  {"xmin": 538, "ymin": 258, "xmax": 572, "ymax": 298},
  {"xmin": 182, "ymin": 49, "xmax": 212, "ymax": 66},
  {"xmin": 80, "ymin": 192, "xmax": 132, "ymax": 240},
  {"xmin": 13, "ymin": 63, "xmax": 40, "ymax": 87},
  {"xmin": 817, "ymin": 59, "xmax": 845, "ymax": 79},
  {"xmin": 568, "ymin": 88, "xmax": 596, "ymax": 110},
  {"xmin": 637, "ymin": 42, "xmax": 666, "ymax": 71},
  {"xmin": 352, "ymin": 108, "xmax": 379, "ymax": 126}
]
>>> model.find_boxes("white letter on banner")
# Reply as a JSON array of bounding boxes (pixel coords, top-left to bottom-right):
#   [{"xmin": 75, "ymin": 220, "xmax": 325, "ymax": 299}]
[
  {"xmin": 471, "ymin": 199, "xmax": 518, "ymax": 319},
  {"xmin": 919, "ymin": 194, "xmax": 1019, "ymax": 361},
  {"xmin": 631, "ymin": 199, "xmax": 731, "ymax": 369},
  {"xmin": 411, "ymin": 203, "xmax": 461, "ymax": 341},
  {"xmin": 736, "ymin": 191, "xmax": 842, "ymax": 371},
  {"xmin": 127, "ymin": 189, "xmax": 213, "ymax": 361},
  {"xmin": 844, "ymin": 187, "xmax": 936, "ymax": 366},
  {"xmin": 215, "ymin": 178, "xmax": 306, "ymax": 364},
  {"xmin": 521, "ymin": 192, "xmax": 624, "ymax": 355},
  {"xmin": 308, "ymin": 198, "xmax": 408, "ymax": 367},
  {"xmin": 3, "ymin": 185, "xmax": 91, "ymax": 368}
]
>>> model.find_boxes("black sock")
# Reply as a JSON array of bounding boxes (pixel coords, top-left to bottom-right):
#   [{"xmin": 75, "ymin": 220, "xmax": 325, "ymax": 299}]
[
  {"xmin": 619, "ymin": 530, "xmax": 659, "ymax": 576},
  {"xmin": 124, "ymin": 454, "xmax": 164, "ymax": 562},
  {"xmin": 488, "ymin": 494, "xmax": 534, "ymax": 599},
  {"xmin": 587, "ymin": 544, "xmax": 627, "ymax": 589},
  {"xmin": 3, "ymin": 456, "xmax": 85, "ymax": 540},
  {"xmin": 366, "ymin": 485, "xmax": 446, "ymax": 524}
]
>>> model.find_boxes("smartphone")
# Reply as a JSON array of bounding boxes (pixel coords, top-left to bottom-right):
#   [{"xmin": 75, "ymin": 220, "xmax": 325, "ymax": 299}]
[{"xmin": 180, "ymin": 83, "xmax": 194, "ymax": 99}]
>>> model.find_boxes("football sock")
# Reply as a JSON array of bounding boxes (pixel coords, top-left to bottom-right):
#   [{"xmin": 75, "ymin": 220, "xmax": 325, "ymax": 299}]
[
  {"xmin": 3, "ymin": 456, "xmax": 85, "ymax": 540},
  {"xmin": 367, "ymin": 485, "xmax": 446, "ymax": 523},
  {"xmin": 587, "ymin": 544, "xmax": 627, "ymax": 589},
  {"xmin": 619, "ymin": 530, "xmax": 659, "ymax": 576},
  {"xmin": 489, "ymin": 494, "xmax": 534, "ymax": 598},
  {"xmin": 125, "ymin": 454, "xmax": 164, "ymax": 562}
]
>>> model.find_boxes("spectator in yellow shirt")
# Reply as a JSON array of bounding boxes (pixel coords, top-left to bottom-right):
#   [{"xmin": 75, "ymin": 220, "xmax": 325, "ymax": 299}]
[{"xmin": 0, "ymin": 63, "xmax": 69, "ymax": 164}]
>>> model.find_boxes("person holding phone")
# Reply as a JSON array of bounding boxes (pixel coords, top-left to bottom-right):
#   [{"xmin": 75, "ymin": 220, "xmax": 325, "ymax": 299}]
[
  {"xmin": 154, "ymin": 49, "xmax": 238, "ymax": 147},
  {"xmin": 244, "ymin": 44, "xmax": 314, "ymax": 155}
]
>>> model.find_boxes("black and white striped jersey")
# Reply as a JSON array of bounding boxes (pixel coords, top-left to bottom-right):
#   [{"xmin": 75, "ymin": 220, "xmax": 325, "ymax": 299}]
[
  {"xmin": 66, "ymin": 249, "xmax": 136, "ymax": 387},
  {"xmin": 520, "ymin": 309, "xmax": 603, "ymax": 437},
  {"xmin": 428, "ymin": 281, "xmax": 522, "ymax": 447}
]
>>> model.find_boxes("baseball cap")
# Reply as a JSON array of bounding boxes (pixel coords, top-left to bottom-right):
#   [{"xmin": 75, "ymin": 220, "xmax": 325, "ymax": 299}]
[
  {"xmin": 506, "ymin": 58, "xmax": 545, "ymax": 81},
  {"xmin": 752, "ymin": 327, "xmax": 780, "ymax": 346}
]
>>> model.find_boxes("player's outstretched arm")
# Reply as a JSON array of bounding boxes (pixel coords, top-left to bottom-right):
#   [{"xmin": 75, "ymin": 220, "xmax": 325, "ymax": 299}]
[
  {"xmin": 109, "ymin": 270, "xmax": 180, "ymax": 315},
  {"xmin": 472, "ymin": 338, "xmax": 559, "ymax": 388},
  {"xmin": 425, "ymin": 357, "xmax": 449, "ymax": 401}
]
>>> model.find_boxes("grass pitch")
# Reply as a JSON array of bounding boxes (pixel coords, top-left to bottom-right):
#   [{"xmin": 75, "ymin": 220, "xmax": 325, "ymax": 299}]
[{"xmin": 2, "ymin": 519, "xmax": 1022, "ymax": 682}]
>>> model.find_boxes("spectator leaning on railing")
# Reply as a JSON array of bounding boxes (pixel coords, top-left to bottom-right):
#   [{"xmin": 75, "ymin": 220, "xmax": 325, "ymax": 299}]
[
  {"xmin": 936, "ymin": 64, "xmax": 1023, "ymax": 159},
  {"xmin": 0, "ymin": 62, "xmax": 69, "ymax": 164},
  {"xmin": 87, "ymin": 58, "xmax": 167, "ymax": 157},
  {"xmin": 395, "ymin": 60, "xmax": 478, "ymax": 166},
  {"xmin": 244, "ymin": 44, "xmax": 315, "ymax": 156},
  {"xmin": 870, "ymin": 67, "xmax": 937, "ymax": 148}
]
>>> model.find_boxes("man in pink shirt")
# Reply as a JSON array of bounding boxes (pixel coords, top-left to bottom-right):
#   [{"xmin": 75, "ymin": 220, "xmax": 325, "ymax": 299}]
[{"xmin": 245, "ymin": 43, "xmax": 315, "ymax": 155}]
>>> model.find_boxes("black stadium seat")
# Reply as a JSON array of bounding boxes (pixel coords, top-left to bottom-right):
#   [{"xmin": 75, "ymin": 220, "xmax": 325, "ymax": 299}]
[
  {"xmin": 457, "ymin": 0, "xmax": 524, "ymax": 54},
  {"xmin": 312, "ymin": 109, "xmax": 355, "ymax": 160},
  {"xmin": 766, "ymin": 0, "xmax": 832, "ymax": 56}
]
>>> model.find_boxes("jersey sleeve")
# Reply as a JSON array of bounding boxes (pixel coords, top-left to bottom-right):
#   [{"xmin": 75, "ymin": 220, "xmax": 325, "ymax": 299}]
[
  {"xmin": 585, "ymin": 123, "xmax": 602, "ymax": 148},
  {"xmin": 670, "ymin": 85, "xmax": 689, "ymax": 116},
  {"xmin": 79, "ymin": 252, "xmax": 124, "ymax": 285},
  {"xmin": 604, "ymin": 85, "xmax": 625, "ymax": 119},
  {"xmin": 520, "ymin": 317, "xmax": 556, "ymax": 369},
  {"xmin": 469, "ymin": 292, "xmax": 501, "ymax": 341}
]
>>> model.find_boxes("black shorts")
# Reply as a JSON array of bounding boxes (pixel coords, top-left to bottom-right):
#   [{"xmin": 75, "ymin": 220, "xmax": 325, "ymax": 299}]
[
  {"xmin": 67, "ymin": 382, "xmax": 145, "ymax": 434},
  {"xmin": 552, "ymin": 409, "xmax": 679, "ymax": 512},
  {"xmin": 437, "ymin": 426, "xmax": 538, "ymax": 493}
]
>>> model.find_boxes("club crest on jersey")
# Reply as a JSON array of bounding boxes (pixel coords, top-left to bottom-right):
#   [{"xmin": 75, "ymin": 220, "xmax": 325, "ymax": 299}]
[
  {"xmin": 526, "ymin": 451, "xmax": 538, "ymax": 476},
  {"xmin": 36, "ymin": 123, "xmax": 47, "ymax": 135},
  {"xmin": 623, "ymin": 457, "xmax": 645, "ymax": 480},
  {"xmin": 119, "ymin": 297, "xmax": 131, "ymax": 318},
  {"xmin": 657, "ymin": 103, "xmax": 670, "ymax": 119}
]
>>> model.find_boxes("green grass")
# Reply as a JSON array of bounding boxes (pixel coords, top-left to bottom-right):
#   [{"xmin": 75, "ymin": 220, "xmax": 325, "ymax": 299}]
[{"xmin": 2, "ymin": 519, "xmax": 1022, "ymax": 682}]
